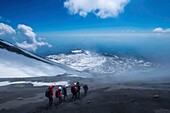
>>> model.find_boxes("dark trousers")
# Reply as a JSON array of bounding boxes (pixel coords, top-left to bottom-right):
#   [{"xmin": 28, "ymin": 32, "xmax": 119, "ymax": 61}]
[
  {"xmin": 58, "ymin": 97, "xmax": 62, "ymax": 103},
  {"xmin": 63, "ymin": 95, "xmax": 68, "ymax": 101},
  {"xmin": 84, "ymin": 90, "xmax": 87, "ymax": 96},
  {"xmin": 72, "ymin": 93, "xmax": 77, "ymax": 100},
  {"xmin": 48, "ymin": 97, "xmax": 53, "ymax": 106},
  {"xmin": 77, "ymin": 91, "xmax": 80, "ymax": 99}
]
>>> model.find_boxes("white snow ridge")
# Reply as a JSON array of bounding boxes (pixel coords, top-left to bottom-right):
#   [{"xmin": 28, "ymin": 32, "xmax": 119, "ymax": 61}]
[
  {"xmin": 0, "ymin": 39, "xmax": 78, "ymax": 78},
  {"xmin": 46, "ymin": 50, "xmax": 154, "ymax": 76}
]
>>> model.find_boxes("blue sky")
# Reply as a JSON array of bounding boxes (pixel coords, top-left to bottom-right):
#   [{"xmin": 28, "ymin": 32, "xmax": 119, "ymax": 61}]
[
  {"xmin": 0, "ymin": 0, "xmax": 170, "ymax": 33},
  {"xmin": 0, "ymin": 0, "xmax": 170, "ymax": 55}
]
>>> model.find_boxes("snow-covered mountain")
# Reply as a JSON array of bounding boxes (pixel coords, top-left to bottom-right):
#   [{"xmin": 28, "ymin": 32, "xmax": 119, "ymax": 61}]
[
  {"xmin": 0, "ymin": 39, "xmax": 78, "ymax": 78},
  {"xmin": 46, "ymin": 49, "xmax": 154, "ymax": 76}
]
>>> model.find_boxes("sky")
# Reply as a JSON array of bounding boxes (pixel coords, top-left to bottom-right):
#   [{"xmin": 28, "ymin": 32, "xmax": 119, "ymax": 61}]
[
  {"xmin": 0, "ymin": 0, "xmax": 170, "ymax": 32},
  {"xmin": 0, "ymin": 0, "xmax": 170, "ymax": 53}
]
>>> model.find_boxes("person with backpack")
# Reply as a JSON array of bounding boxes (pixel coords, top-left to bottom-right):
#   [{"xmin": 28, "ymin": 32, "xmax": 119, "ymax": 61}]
[
  {"xmin": 76, "ymin": 82, "xmax": 81, "ymax": 99},
  {"xmin": 45, "ymin": 85, "xmax": 54, "ymax": 106},
  {"xmin": 62, "ymin": 85, "xmax": 68, "ymax": 102},
  {"xmin": 55, "ymin": 87, "xmax": 62, "ymax": 103},
  {"xmin": 83, "ymin": 84, "xmax": 88, "ymax": 96},
  {"xmin": 71, "ymin": 83, "xmax": 77, "ymax": 101}
]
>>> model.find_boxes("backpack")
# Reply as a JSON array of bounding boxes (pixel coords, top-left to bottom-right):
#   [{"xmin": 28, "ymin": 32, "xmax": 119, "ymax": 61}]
[
  {"xmin": 71, "ymin": 86, "xmax": 75, "ymax": 93},
  {"xmin": 45, "ymin": 88, "xmax": 50, "ymax": 97},
  {"xmin": 55, "ymin": 89, "xmax": 59, "ymax": 98},
  {"xmin": 83, "ymin": 85, "xmax": 88, "ymax": 91}
]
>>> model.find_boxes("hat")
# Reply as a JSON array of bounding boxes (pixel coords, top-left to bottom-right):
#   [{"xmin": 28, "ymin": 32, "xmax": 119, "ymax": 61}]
[{"xmin": 49, "ymin": 85, "xmax": 54, "ymax": 89}]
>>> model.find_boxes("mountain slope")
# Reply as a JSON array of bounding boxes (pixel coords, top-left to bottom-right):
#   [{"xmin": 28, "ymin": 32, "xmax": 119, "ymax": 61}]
[{"xmin": 0, "ymin": 39, "xmax": 78, "ymax": 78}]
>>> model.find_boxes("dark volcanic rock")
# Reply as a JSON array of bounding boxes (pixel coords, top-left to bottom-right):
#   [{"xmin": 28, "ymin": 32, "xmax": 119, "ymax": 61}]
[{"xmin": 153, "ymin": 95, "xmax": 160, "ymax": 98}]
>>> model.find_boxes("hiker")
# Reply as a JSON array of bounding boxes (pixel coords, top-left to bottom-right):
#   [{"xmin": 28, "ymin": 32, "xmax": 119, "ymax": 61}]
[
  {"xmin": 83, "ymin": 84, "xmax": 88, "ymax": 96},
  {"xmin": 45, "ymin": 85, "xmax": 54, "ymax": 106},
  {"xmin": 55, "ymin": 87, "xmax": 62, "ymax": 103},
  {"xmin": 62, "ymin": 85, "xmax": 68, "ymax": 102},
  {"xmin": 71, "ymin": 83, "xmax": 77, "ymax": 100},
  {"xmin": 76, "ymin": 82, "xmax": 81, "ymax": 99}
]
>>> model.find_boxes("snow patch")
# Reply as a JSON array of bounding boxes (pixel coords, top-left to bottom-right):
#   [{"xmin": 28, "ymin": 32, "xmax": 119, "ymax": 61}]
[
  {"xmin": 0, "ymin": 81, "xmax": 69, "ymax": 87},
  {"xmin": 71, "ymin": 50, "xmax": 83, "ymax": 54}
]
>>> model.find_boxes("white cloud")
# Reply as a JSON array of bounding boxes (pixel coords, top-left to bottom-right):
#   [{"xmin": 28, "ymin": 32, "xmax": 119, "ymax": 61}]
[
  {"xmin": 0, "ymin": 23, "xmax": 52, "ymax": 51},
  {"xmin": 16, "ymin": 40, "xmax": 52, "ymax": 51},
  {"xmin": 153, "ymin": 27, "xmax": 170, "ymax": 33},
  {"xmin": 0, "ymin": 23, "xmax": 16, "ymax": 36},
  {"xmin": 16, "ymin": 24, "xmax": 52, "ymax": 51},
  {"xmin": 17, "ymin": 24, "xmax": 37, "ymax": 43},
  {"xmin": 64, "ymin": 0, "xmax": 130, "ymax": 18},
  {"xmin": 16, "ymin": 41, "xmax": 38, "ymax": 51}
]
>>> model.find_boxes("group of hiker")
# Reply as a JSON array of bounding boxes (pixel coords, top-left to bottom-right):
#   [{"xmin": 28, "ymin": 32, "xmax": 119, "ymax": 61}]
[{"xmin": 45, "ymin": 82, "xmax": 88, "ymax": 106}]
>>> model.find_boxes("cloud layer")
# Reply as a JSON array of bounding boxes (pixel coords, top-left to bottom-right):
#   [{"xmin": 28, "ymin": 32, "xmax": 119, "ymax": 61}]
[
  {"xmin": 0, "ymin": 23, "xmax": 16, "ymax": 36},
  {"xmin": 0, "ymin": 23, "xmax": 52, "ymax": 51},
  {"xmin": 64, "ymin": 0, "xmax": 130, "ymax": 18},
  {"xmin": 153, "ymin": 27, "xmax": 170, "ymax": 33}
]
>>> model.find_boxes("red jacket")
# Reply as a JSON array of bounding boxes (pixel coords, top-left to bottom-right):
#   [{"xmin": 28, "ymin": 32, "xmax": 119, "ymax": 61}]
[
  {"xmin": 74, "ymin": 86, "xmax": 77, "ymax": 93},
  {"xmin": 49, "ymin": 86, "xmax": 54, "ymax": 97},
  {"xmin": 58, "ymin": 91, "xmax": 62, "ymax": 97},
  {"xmin": 56, "ymin": 89, "xmax": 62, "ymax": 97}
]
